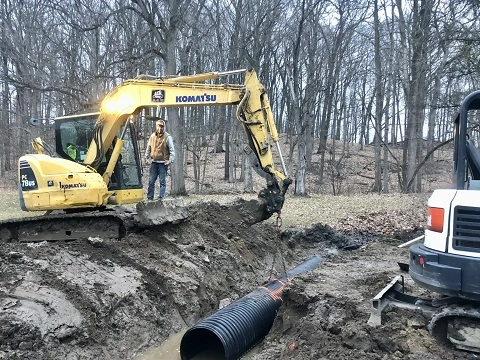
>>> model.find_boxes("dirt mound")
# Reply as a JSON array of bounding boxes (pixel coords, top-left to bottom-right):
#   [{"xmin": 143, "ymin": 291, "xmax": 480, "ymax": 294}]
[
  {"xmin": 0, "ymin": 199, "xmax": 468, "ymax": 360},
  {"xmin": 0, "ymin": 199, "xmax": 279, "ymax": 359}
]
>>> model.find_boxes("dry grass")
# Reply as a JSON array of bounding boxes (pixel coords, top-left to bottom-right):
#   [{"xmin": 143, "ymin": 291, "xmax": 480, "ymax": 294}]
[
  {"xmin": 0, "ymin": 188, "xmax": 428, "ymax": 235},
  {"xmin": 0, "ymin": 192, "xmax": 42, "ymax": 220},
  {"xmin": 0, "ymin": 138, "xmax": 448, "ymax": 229},
  {"xmin": 182, "ymin": 192, "xmax": 428, "ymax": 229}
]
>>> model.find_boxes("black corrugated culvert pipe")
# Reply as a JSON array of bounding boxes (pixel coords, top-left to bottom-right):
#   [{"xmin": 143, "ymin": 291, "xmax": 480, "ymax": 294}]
[{"xmin": 180, "ymin": 256, "xmax": 323, "ymax": 360}]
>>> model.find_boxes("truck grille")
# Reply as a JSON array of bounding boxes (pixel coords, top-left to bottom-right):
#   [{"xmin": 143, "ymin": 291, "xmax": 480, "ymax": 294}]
[{"xmin": 453, "ymin": 206, "xmax": 480, "ymax": 253}]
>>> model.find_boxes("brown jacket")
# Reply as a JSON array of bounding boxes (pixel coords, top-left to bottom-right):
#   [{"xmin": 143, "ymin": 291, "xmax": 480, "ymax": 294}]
[{"xmin": 146, "ymin": 131, "xmax": 174, "ymax": 162}]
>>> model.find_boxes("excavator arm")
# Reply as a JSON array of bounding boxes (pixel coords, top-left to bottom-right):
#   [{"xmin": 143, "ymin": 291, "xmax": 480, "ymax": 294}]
[{"xmin": 84, "ymin": 68, "xmax": 291, "ymax": 217}]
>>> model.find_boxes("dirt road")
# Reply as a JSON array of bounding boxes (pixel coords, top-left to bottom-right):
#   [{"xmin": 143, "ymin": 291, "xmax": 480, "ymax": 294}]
[{"xmin": 0, "ymin": 197, "xmax": 473, "ymax": 359}]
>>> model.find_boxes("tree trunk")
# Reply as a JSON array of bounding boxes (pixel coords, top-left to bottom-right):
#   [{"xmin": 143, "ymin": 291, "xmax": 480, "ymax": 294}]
[
  {"xmin": 398, "ymin": 0, "xmax": 432, "ymax": 193},
  {"xmin": 295, "ymin": 140, "xmax": 307, "ymax": 195},
  {"xmin": 1, "ymin": 54, "xmax": 9, "ymax": 175},
  {"xmin": 373, "ymin": 0, "xmax": 383, "ymax": 193},
  {"xmin": 165, "ymin": 7, "xmax": 186, "ymax": 196},
  {"xmin": 224, "ymin": 108, "xmax": 231, "ymax": 180},
  {"xmin": 215, "ymin": 106, "xmax": 226, "ymax": 154},
  {"xmin": 243, "ymin": 152, "xmax": 253, "ymax": 193}
]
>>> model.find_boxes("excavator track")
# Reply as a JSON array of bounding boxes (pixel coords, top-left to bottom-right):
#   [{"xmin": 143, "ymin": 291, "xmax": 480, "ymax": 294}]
[
  {"xmin": 0, "ymin": 210, "xmax": 130, "ymax": 242},
  {"xmin": 429, "ymin": 304, "xmax": 480, "ymax": 353},
  {"xmin": 0, "ymin": 199, "xmax": 190, "ymax": 243},
  {"xmin": 370, "ymin": 276, "xmax": 480, "ymax": 355}
]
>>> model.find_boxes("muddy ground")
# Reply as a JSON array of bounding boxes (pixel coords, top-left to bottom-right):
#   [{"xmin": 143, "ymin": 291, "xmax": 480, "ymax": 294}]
[{"xmin": 0, "ymin": 198, "xmax": 474, "ymax": 360}]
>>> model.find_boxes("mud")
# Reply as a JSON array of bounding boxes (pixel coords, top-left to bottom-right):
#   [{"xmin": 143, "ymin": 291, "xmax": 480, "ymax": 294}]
[{"xmin": 0, "ymin": 199, "xmax": 473, "ymax": 360}]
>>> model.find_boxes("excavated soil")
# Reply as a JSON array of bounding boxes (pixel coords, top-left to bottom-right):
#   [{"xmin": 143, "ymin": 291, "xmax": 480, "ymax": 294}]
[{"xmin": 0, "ymin": 199, "xmax": 474, "ymax": 360}]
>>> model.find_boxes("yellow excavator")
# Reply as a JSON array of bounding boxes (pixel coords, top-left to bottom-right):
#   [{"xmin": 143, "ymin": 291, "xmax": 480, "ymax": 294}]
[{"xmin": 2, "ymin": 69, "xmax": 291, "ymax": 242}]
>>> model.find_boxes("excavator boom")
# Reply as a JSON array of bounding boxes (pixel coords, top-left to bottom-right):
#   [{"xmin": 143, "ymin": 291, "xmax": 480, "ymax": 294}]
[{"xmin": 89, "ymin": 69, "xmax": 289, "ymax": 185}]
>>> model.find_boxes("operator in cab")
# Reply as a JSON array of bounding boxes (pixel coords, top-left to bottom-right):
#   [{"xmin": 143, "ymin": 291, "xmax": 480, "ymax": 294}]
[
  {"xmin": 145, "ymin": 119, "xmax": 175, "ymax": 201},
  {"xmin": 66, "ymin": 143, "xmax": 77, "ymax": 160}
]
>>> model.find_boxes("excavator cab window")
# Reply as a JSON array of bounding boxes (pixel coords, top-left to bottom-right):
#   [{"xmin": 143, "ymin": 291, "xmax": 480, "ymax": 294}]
[
  {"xmin": 100, "ymin": 124, "xmax": 143, "ymax": 190},
  {"xmin": 55, "ymin": 114, "xmax": 96, "ymax": 162}
]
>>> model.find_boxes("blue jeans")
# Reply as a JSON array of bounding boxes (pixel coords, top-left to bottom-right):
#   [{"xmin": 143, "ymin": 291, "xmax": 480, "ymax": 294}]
[{"xmin": 147, "ymin": 162, "xmax": 168, "ymax": 200}]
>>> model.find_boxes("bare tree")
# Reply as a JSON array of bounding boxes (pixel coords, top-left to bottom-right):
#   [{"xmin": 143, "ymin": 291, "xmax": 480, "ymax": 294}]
[
  {"xmin": 373, "ymin": 0, "xmax": 384, "ymax": 193},
  {"xmin": 130, "ymin": 0, "xmax": 206, "ymax": 196},
  {"xmin": 316, "ymin": 0, "xmax": 367, "ymax": 185},
  {"xmin": 2, "ymin": 0, "xmax": 480, "ymax": 197},
  {"xmin": 397, "ymin": 0, "xmax": 434, "ymax": 192}
]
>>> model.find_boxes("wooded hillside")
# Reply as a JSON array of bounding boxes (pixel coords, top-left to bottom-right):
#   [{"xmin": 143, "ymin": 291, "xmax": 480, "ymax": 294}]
[{"xmin": 1, "ymin": 0, "xmax": 478, "ymax": 195}]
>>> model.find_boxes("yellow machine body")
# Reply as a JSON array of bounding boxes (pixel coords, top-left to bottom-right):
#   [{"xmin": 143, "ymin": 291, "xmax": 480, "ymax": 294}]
[{"xmin": 19, "ymin": 154, "xmax": 112, "ymax": 211}]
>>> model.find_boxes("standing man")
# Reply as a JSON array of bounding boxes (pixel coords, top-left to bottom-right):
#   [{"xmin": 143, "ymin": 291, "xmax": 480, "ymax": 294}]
[{"xmin": 145, "ymin": 119, "xmax": 175, "ymax": 200}]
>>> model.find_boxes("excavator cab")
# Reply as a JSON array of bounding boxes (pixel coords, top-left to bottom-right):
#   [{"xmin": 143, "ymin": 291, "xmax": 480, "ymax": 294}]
[
  {"xmin": 18, "ymin": 112, "xmax": 144, "ymax": 211},
  {"xmin": 410, "ymin": 91, "xmax": 480, "ymax": 300},
  {"xmin": 55, "ymin": 113, "xmax": 96, "ymax": 163},
  {"xmin": 54, "ymin": 113, "xmax": 143, "ymax": 192},
  {"xmin": 370, "ymin": 91, "xmax": 480, "ymax": 354}
]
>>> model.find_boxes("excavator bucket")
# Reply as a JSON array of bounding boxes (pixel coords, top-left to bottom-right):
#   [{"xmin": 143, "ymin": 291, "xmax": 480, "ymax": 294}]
[{"xmin": 134, "ymin": 199, "xmax": 190, "ymax": 226}]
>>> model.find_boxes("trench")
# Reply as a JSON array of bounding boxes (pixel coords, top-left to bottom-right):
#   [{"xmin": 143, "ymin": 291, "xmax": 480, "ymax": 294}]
[
  {"xmin": 0, "ymin": 200, "xmax": 370, "ymax": 360},
  {"xmin": 136, "ymin": 257, "xmax": 323, "ymax": 360}
]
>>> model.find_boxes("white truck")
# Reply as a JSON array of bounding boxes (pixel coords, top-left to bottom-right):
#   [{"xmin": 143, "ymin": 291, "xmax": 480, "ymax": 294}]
[{"xmin": 371, "ymin": 91, "xmax": 480, "ymax": 354}]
